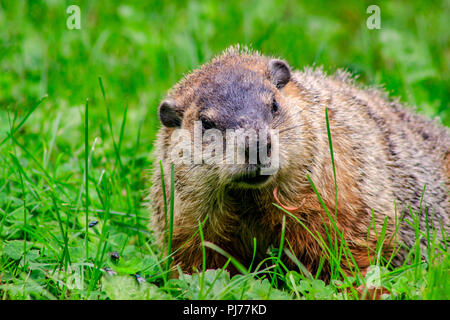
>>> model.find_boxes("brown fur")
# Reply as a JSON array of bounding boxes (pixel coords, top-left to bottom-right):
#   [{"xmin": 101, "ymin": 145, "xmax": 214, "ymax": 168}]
[{"xmin": 148, "ymin": 46, "xmax": 450, "ymax": 280}]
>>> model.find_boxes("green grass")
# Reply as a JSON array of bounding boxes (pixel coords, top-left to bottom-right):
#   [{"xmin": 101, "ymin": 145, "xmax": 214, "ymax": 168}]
[{"xmin": 0, "ymin": 0, "xmax": 449, "ymax": 300}]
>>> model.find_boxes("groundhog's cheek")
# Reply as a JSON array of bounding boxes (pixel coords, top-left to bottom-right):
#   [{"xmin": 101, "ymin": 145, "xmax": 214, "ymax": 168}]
[{"xmin": 221, "ymin": 163, "xmax": 247, "ymax": 177}]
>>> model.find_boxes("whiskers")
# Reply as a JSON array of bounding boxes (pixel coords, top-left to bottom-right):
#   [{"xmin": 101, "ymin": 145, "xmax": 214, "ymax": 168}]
[
  {"xmin": 278, "ymin": 123, "xmax": 303, "ymax": 134},
  {"xmin": 272, "ymin": 104, "xmax": 306, "ymax": 133}
]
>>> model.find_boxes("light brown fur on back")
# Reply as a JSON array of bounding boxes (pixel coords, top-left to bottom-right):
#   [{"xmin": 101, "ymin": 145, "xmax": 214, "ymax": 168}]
[{"xmin": 149, "ymin": 46, "xmax": 450, "ymax": 279}]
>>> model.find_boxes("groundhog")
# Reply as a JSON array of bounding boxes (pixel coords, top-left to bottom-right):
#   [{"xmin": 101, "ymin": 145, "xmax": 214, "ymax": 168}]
[{"xmin": 149, "ymin": 45, "xmax": 449, "ymax": 280}]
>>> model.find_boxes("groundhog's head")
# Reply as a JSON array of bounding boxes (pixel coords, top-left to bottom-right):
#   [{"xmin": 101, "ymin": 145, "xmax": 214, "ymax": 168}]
[{"xmin": 157, "ymin": 47, "xmax": 305, "ymax": 191}]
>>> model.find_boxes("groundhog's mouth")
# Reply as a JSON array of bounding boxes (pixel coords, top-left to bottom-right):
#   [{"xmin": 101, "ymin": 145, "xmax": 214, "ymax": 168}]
[{"xmin": 231, "ymin": 166, "xmax": 272, "ymax": 186}]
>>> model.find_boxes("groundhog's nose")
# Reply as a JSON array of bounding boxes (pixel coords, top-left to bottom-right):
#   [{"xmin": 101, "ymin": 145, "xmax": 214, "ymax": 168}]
[{"xmin": 243, "ymin": 132, "xmax": 272, "ymax": 166}]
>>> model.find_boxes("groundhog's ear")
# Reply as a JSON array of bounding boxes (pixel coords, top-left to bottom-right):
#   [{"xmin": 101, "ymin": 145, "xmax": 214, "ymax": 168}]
[
  {"xmin": 268, "ymin": 59, "xmax": 291, "ymax": 89},
  {"xmin": 159, "ymin": 100, "xmax": 182, "ymax": 127}
]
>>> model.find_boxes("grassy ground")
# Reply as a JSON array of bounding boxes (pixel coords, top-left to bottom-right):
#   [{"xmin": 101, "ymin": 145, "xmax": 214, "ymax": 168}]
[{"xmin": 0, "ymin": 0, "xmax": 448, "ymax": 300}]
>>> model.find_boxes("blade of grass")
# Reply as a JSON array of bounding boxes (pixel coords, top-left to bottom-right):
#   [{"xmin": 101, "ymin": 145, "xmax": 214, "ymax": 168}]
[
  {"xmin": 163, "ymin": 163, "xmax": 175, "ymax": 283},
  {"xmin": 197, "ymin": 219, "xmax": 207, "ymax": 299},
  {"xmin": 98, "ymin": 77, "xmax": 124, "ymax": 173},
  {"xmin": 269, "ymin": 214, "xmax": 286, "ymax": 294},
  {"xmin": 0, "ymin": 95, "xmax": 48, "ymax": 147},
  {"xmin": 84, "ymin": 98, "xmax": 90, "ymax": 261},
  {"xmin": 203, "ymin": 241, "xmax": 248, "ymax": 275}
]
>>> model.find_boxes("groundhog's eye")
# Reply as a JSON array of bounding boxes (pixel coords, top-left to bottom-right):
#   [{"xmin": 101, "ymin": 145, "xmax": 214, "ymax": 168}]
[
  {"xmin": 272, "ymin": 99, "xmax": 280, "ymax": 114},
  {"xmin": 200, "ymin": 117, "xmax": 216, "ymax": 130}
]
